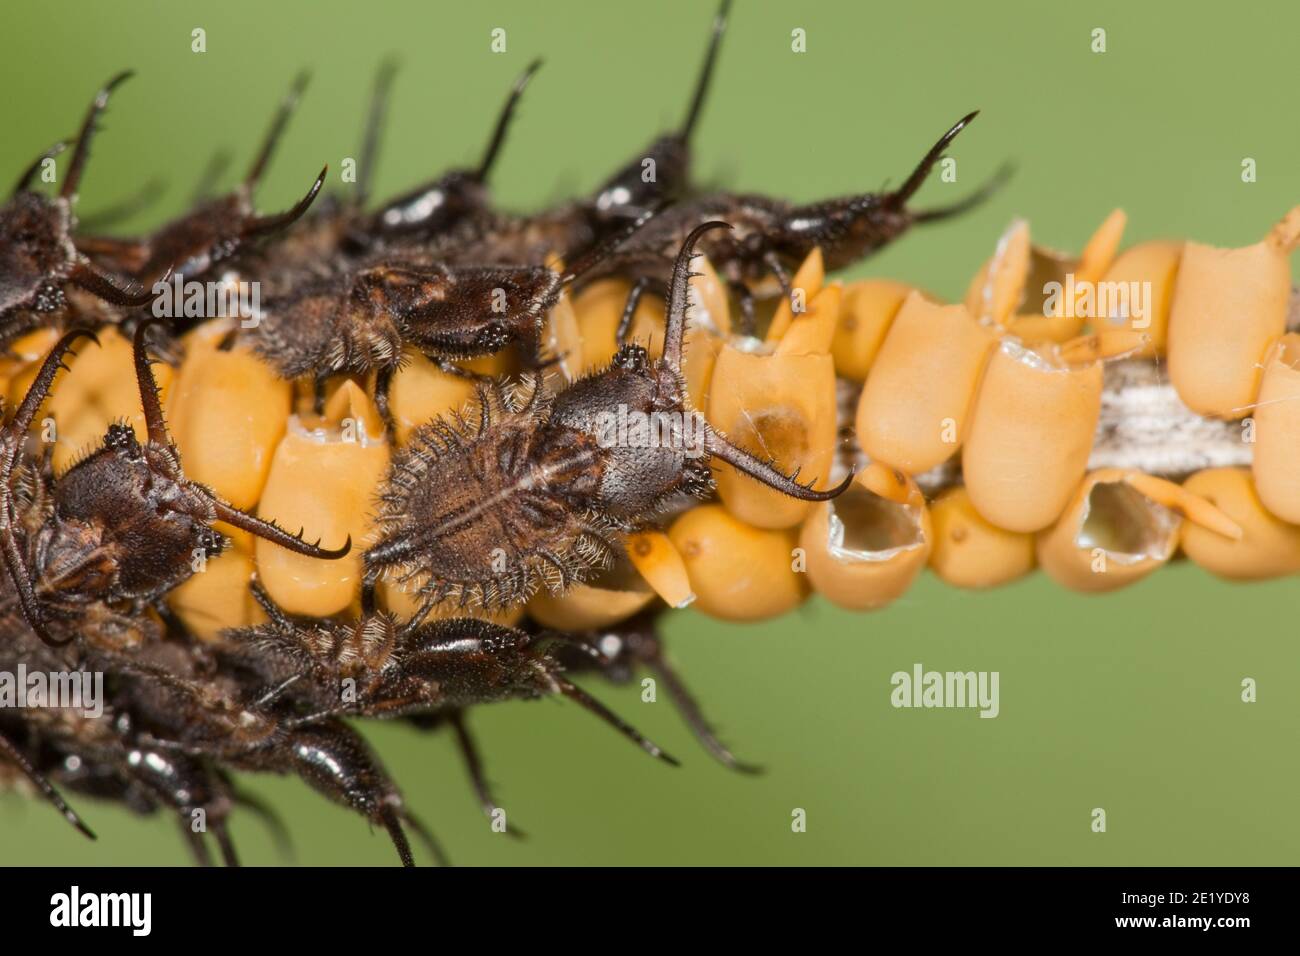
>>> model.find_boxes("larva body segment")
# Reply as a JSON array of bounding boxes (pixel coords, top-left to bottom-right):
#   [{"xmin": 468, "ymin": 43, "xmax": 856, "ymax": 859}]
[
  {"xmin": 366, "ymin": 378, "xmax": 617, "ymax": 609},
  {"xmin": 798, "ymin": 464, "xmax": 932, "ymax": 611}
]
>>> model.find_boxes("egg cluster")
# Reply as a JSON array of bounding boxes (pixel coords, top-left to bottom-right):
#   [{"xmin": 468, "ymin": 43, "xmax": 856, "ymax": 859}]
[{"xmin": 4, "ymin": 0, "xmax": 1297, "ymax": 865}]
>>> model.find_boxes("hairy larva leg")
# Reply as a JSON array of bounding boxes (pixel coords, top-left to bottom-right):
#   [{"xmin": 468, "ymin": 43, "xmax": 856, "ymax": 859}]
[
  {"xmin": 0, "ymin": 729, "xmax": 97, "ymax": 840},
  {"xmin": 639, "ymin": 641, "xmax": 759, "ymax": 775},
  {"xmin": 446, "ymin": 710, "xmax": 527, "ymax": 840},
  {"xmin": 548, "ymin": 613, "xmax": 759, "ymax": 774},
  {"xmin": 182, "ymin": 825, "xmax": 214, "ymax": 867},
  {"xmin": 267, "ymin": 720, "xmax": 426, "ymax": 867}
]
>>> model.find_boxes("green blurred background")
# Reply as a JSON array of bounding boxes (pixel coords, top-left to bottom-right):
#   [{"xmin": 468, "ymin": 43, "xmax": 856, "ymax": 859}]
[{"xmin": 2, "ymin": 0, "xmax": 1298, "ymax": 865}]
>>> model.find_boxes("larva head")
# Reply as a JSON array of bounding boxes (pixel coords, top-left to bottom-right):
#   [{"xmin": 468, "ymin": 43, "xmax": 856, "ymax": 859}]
[
  {"xmin": 769, "ymin": 112, "xmax": 1005, "ymax": 272},
  {"xmin": 588, "ymin": 0, "xmax": 731, "ymax": 222},
  {"xmin": 368, "ymin": 60, "xmax": 542, "ymax": 240},
  {"xmin": 397, "ymin": 211, "xmax": 655, "ymax": 362},
  {"xmin": 0, "ymin": 322, "xmax": 349, "ymax": 647},
  {"xmin": 550, "ymin": 220, "xmax": 855, "ymax": 520},
  {"xmin": 0, "ymin": 74, "xmax": 162, "ymax": 332}
]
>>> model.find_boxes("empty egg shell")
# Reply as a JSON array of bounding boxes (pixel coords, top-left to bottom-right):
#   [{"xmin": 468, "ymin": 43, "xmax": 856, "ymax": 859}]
[
  {"xmin": 1036, "ymin": 470, "xmax": 1184, "ymax": 592},
  {"xmin": 709, "ymin": 287, "xmax": 840, "ymax": 530},
  {"xmin": 966, "ymin": 211, "xmax": 1126, "ymax": 344},
  {"xmin": 799, "ymin": 464, "xmax": 931, "ymax": 611},
  {"xmin": 765, "ymin": 248, "xmax": 825, "ymax": 345}
]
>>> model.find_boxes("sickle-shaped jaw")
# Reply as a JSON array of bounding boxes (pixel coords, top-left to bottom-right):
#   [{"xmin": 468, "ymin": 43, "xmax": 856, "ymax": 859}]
[
  {"xmin": 68, "ymin": 262, "xmax": 168, "ymax": 309},
  {"xmin": 549, "ymin": 672, "xmax": 679, "ymax": 767},
  {"xmin": 703, "ymin": 428, "xmax": 854, "ymax": 502},
  {"xmin": 883, "ymin": 110, "xmax": 1010, "ymax": 223},
  {"xmin": 234, "ymin": 73, "xmax": 325, "ymax": 241},
  {"xmin": 62, "ymin": 71, "xmax": 134, "ymax": 201},
  {"xmin": 130, "ymin": 320, "xmax": 352, "ymax": 560},
  {"xmin": 662, "ymin": 219, "xmax": 731, "ymax": 371},
  {"xmin": 205, "ymin": 499, "xmax": 352, "ymax": 560},
  {"xmin": 912, "ymin": 160, "xmax": 1015, "ymax": 224},
  {"xmin": 131, "ymin": 319, "xmax": 175, "ymax": 449}
]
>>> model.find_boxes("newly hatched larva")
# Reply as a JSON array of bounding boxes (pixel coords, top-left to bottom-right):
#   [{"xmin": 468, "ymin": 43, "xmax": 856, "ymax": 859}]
[{"xmin": 7, "ymin": 26, "xmax": 1300, "ymax": 869}]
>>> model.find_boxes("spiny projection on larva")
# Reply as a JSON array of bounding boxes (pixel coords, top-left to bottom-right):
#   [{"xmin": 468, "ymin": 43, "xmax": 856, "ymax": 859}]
[{"xmin": 364, "ymin": 221, "xmax": 850, "ymax": 612}]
